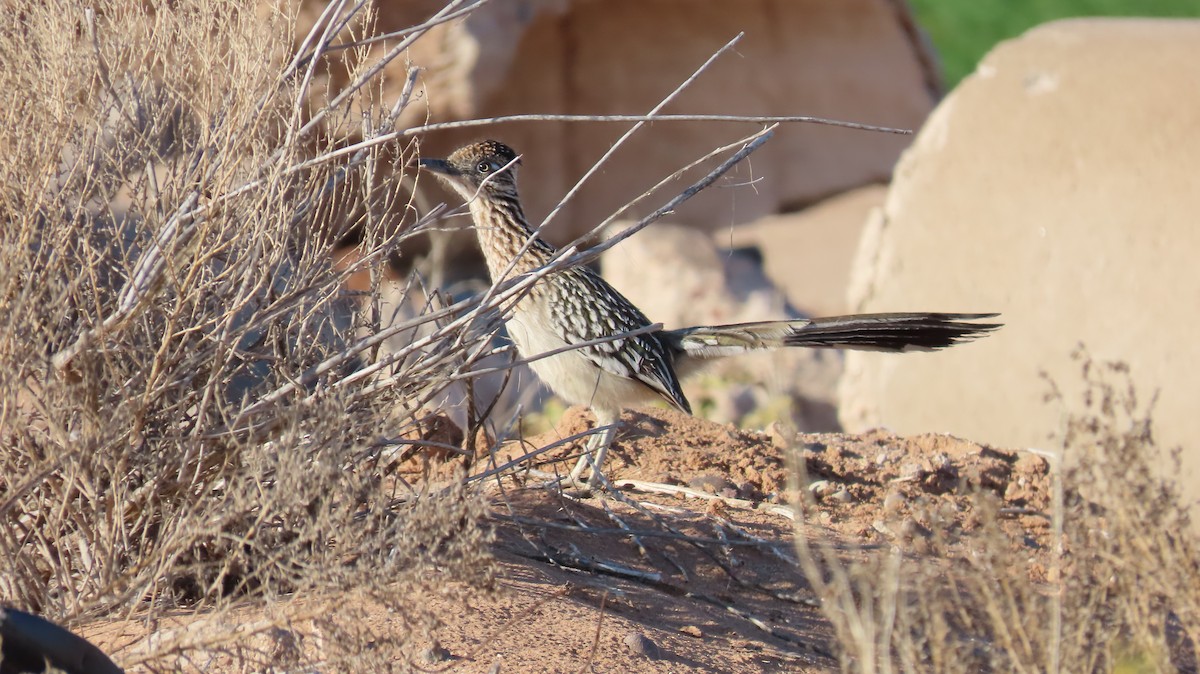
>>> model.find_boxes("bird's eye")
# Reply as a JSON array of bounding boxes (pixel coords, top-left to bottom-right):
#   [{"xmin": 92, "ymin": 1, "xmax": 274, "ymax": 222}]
[{"xmin": 477, "ymin": 161, "xmax": 492, "ymax": 173}]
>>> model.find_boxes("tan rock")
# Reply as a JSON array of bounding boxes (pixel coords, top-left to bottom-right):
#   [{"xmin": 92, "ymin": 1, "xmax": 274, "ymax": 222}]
[
  {"xmin": 840, "ymin": 20, "xmax": 1200, "ymax": 481},
  {"xmin": 724, "ymin": 184, "xmax": 887, "ymax": 316}
]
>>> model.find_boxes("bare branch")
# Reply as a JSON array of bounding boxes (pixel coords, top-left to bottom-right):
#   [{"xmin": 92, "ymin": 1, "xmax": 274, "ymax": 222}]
[{"xmin": 536, "ymin": 33, "xmax": 747, "ymax": 235}]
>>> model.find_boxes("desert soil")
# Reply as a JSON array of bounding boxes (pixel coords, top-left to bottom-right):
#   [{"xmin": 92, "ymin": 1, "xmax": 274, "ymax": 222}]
[{"xmin": 84, "ymin": 406, "xmax": 1052, "ymax": 673}]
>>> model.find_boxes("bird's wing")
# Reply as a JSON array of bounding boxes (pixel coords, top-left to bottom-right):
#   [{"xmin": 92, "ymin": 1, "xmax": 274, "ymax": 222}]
[{"xmin": 548, "ymin": 268, "xmax": 691, "ymax": 414}]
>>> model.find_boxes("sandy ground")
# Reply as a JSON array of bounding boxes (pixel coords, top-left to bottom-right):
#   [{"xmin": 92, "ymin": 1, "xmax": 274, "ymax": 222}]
[{"xmin": 79, "ymin": 406, "xmax": 1052, "ymax": 673}]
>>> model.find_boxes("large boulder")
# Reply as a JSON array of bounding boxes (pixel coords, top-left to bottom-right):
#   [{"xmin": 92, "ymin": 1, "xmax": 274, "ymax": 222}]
[
  {"xmin": 313, "ymin": 0, "xmax": 935, "ymax": 244},
  {"xmin": 839, "ymin": 20, "xmax": 1200, "ymax": 477}
]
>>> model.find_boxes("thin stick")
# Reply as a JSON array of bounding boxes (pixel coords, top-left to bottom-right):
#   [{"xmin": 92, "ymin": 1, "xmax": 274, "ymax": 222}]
[
  {"xmin": 558, "ymin": 125, "xmax": 777, "ymax": 272},
  {"xmin": 325, "ymin": 1, "xmax": 510, "ymax": 54},
  {"xmin": 578, "ymin": 591, "xmax": 609, "ymax": 674},
  {"xmin": 283, "ymin": 112, "xmax": 904, "ymax": 177},
  {"xmin": 467, "ymin": 427, "xmax": 608, "ymax": 485},
  {"xmin": 415, "ymin": 113, "xmax": 911, "ymax": 136},
  {"xmin": 572, "ymin": 130, "xmax": 782, "ymax": 251},
  {"xmin": 509, "ymin": 539, "xmax": 833, "ymax": 660},
  {"xmin": 293, "ymin": 0, "xmax": 489, "ymax": 141},
  {"xmin": 494, "ymin": 514, "xmax": 797, "ymax": 549},
  {"xmin": 442, "ymin": 323, "xmax": 663, "ymax": 381},
  {"xmin": 537, "ymin": 33, "xmax": 747, "ymax": 235}
]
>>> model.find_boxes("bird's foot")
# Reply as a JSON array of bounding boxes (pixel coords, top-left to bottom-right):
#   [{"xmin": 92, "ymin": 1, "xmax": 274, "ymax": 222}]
[
  {"xmin": 540, "ymin": 470, "xmax": 611, "ymax": 498},
  {"xmin": 562, "ymin": 476, "xmax": 607, "ymax": 499}
]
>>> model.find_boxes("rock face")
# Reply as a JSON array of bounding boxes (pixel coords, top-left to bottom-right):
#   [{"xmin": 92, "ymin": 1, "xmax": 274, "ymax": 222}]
[
  {"xmin": 322, "ymin": 0, "xmax": 935, "ymax": 244},
  {"xmin": 840, "ymin": 20, "xmax": 1200, "ymax": 476},
  {"xmin": 725, "ymin": 184, "xmax": 887, "ymax": 316}
]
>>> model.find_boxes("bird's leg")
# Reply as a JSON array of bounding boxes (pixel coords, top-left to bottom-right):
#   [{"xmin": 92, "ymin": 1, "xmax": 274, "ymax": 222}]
[{"xmin": 567, "ymin": 410, "xmax": 619, "ymax": 490}]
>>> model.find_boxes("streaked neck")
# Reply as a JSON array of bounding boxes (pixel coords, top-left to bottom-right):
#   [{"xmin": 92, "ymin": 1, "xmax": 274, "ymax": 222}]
[{"xmin": 469, "ymin": 194, "xmax": 555, "ymax": 281}]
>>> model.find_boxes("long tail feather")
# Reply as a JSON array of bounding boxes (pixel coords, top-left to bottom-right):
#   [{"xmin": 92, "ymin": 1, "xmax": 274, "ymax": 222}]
[{"xmin": 664, "ymin": 312, "xmax": 1001, "ymax": 362}]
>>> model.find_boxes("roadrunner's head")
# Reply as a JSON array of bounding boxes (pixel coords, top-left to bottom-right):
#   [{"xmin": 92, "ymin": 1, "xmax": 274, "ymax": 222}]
[{"xmin": 417, "ymin": 140, "xmax": 521, "ymax": 202}]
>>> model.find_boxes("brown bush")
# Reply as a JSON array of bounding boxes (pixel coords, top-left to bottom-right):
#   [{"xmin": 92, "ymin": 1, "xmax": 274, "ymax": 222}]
[{"xmin": 0, "ymin": 1, "xmax": 494, "ymax": 669}]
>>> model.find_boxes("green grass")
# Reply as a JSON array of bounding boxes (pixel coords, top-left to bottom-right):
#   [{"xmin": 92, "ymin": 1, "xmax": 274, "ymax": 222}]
[{"xmin": 910, "ymin": 0, "xmax": 1200, "ymax": 89}]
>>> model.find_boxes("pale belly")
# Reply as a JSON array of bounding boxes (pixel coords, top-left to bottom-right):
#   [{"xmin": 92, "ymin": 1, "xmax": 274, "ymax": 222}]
[{"xmin": 505, "ymin": 307, "xmax": 661, "ymax": 417}]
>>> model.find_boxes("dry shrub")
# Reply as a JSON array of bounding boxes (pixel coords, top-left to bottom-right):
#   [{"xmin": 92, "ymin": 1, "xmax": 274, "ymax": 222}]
[
  {"xmin": 793, "ymin": 350, "xmax": 1200, "ymax": 674},
  {"xmin": 0, "ymin": 0, "xmax": 494, "ymax": 669}
]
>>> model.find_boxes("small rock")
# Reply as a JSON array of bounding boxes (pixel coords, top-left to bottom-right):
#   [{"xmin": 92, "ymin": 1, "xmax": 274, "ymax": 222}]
[
  {"xmin": 766, "ymin": 422, "xmax": 791, "ymax": 448},
  {"xmin": 679, "ymin": 625, "xmax": 703, "ymax": 638},
  {"xmin": 897, "ymin": 518, "xmax": 931, "ymax": 540},
  {"xmin": 268, "ymin": 627, "xmax": 302, "ymax": 665},
  {"xmin": 624, "ymin": 631, "xmax": 661, "ymax": 659},
  {"xmin": 705, "ymin": 498, "xmax": 729, "ymax": 517},
  {"xmin": 420, "ymin": 641, "xmax": 452, "ymax": 664},
  {"xmin": 807, "ymin": 480, "xmax": 834, "ymax": 498},
  {"xmin": 689, "ymin": 474, "xmax": 736, "ymax": 494},
  {"xmin": 806, "ymin": 479, "xmax": 844, "ymax": 501},
  {"xmin": 872, "ymin": 520, "xmax": 895, "ymax": 537},
  {"xmin": 883, "ymin": 491, "xmax": 906, "ymax": 512},
  {"xmin": 736, "ymin": 481, "xmax": 762, "ymax": 500},
  {"xmin": 828, "ymin": 489, "xmax": 853, "ymax": 504},
  {"xmin": 899, "ymin": 462, "xmax": 924, "ymax": 481}
]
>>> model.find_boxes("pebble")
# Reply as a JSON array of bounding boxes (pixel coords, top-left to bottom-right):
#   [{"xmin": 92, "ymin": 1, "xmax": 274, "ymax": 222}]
[
  {"xmin": 872, "ymin": 520, "xmax": 894, "ymax": 537},
  {"xmin": 828, "ymin": 489, "xmax": 853, "ymax": 504},
  {"xmin": 900, "ymin": 462, "xmax": 924, "ymax": 480},
  {"xmin": 420, "ymin": 641, "xmax": 452, "ymax": 664},
  {"xmin": 736, "ymin": 481, "xmax": 761, "ymax": 500},
  {"xmin": 688, "ymin": 474, "xmax": 736, "ymax": 494},
  {"xmin": 766, "ymin": 422, "xmax": 790, "ymax": 447},
  {"xmin": 883, "ymin": 491, "xmax": 906, "ymax": 512},
  {"xmin": 705, "ymin": 498, "xmax": 729, "ymax": 517},
  {"xmin": 624, "ymin": 631, "xmax": 661, "ymax": 659},
  {"xmin": 679, "ymin": 625, "xmax": 703, "ymax": 638},
  {"xmin": 896, "ymin": 518, "xmax": 923, "ymax": 539}
]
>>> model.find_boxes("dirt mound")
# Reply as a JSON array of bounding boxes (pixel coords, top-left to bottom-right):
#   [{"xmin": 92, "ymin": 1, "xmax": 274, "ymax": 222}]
[
  {"xmin": 516, "ymin": 406, "xmax": 1051, "ymax": 548},
  {"xmin": 83, "ymin": 407, "xmax": 1052, "ymax": 672}
]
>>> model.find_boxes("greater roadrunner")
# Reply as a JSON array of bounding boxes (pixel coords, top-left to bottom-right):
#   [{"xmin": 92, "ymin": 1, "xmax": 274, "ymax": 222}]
[{"xmin": 418, "ymin": 140, "xmax": 999, "ymax": 490}]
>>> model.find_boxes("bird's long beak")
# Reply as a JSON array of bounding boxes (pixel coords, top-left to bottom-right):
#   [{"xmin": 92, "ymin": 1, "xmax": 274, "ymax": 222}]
[{"xmin": 415, "ymin": 157, "xmax": 457, "ymax": 176}]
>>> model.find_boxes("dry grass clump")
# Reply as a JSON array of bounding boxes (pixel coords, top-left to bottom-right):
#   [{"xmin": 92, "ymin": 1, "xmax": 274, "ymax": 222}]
[
  {"xmin": 0, "ymin": 1, "xmax": 495, "ymax": 669},
  {"xmin": 792, "ymin": 351, "xmax": 1200, "ymax": 673}
]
